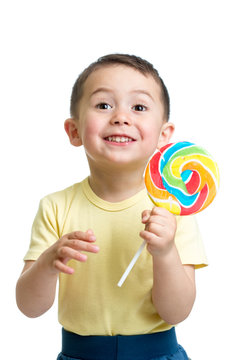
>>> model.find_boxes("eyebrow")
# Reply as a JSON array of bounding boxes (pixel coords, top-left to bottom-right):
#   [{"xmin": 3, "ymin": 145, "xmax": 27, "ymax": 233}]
[
  {"xmin": 90, "ymin": 87, "xmax": 112, "ymax": 97},
  {"xmin": 90, "ymin": 87, "xmax": 155, "ymax": 102},
  {"xmin": 131, "ymin": 90, "xmax": 154, "ymax": 102}
]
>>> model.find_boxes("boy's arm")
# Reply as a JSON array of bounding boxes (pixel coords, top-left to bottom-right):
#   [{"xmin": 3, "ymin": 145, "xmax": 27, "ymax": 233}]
[
  {"xmin": 152, "ymin": 252, "xmax": 196, "ymax": 325},
  {"xmin": 16, "ymin": 259, "xmax": 58, "ymax": 318},
  {"xmin": 16, "ymin": 230, "xmax": 99, "ymax": 318},
  {"xmin": 140, "ymin": 207, "xmax": 196, "ymax": 325}
]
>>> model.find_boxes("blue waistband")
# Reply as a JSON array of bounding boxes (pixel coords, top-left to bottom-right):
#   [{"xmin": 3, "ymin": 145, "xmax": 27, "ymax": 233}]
[{"xmin": 61, "ymin": 327, "xmax": 179, "ymax": 360}]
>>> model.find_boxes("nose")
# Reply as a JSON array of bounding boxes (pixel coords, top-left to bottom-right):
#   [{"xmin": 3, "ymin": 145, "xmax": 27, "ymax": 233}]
[{"xmin": 111, "ymin": 109, "xmax": 132, "ymax": 126}]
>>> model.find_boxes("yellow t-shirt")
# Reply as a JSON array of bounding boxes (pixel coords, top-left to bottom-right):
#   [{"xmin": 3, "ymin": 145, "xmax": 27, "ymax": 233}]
[{"xmin": 24, "ymin": 177, "xmax": 208, "ymax": 336}]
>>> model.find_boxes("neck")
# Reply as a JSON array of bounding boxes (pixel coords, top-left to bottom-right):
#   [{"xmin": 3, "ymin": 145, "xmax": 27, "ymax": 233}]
[{"xmin": 88, "ymin": 165, "xmax": 146, "ymax": 202}]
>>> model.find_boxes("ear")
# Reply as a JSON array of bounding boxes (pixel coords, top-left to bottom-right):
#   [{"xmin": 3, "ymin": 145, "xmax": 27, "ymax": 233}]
[
  {"xmin": 157, "ymin": 122, "xmax": 175, "ymax": 149},
  {"xmin": 64, "ymin": 118, "xmax": 82, "ymax": 147}
]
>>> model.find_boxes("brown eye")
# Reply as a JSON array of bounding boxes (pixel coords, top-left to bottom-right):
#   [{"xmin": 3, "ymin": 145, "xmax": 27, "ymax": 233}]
[
  {"xmin": 133, "ymin": 104, "xmax": 147, "ymax": 111},
  {"xmin": 97, "ymin": 103, "xmax": 111, "ymax": 110}
]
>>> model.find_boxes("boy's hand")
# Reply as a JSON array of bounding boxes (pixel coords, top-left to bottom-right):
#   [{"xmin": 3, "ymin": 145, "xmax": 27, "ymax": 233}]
[
  {"xmin": 40, "ymin": 229, "xmax": 99, "ymax": 275},
  {"xmin": 140, "ymin": 207, "xmax": 177, "ymax": 257}
]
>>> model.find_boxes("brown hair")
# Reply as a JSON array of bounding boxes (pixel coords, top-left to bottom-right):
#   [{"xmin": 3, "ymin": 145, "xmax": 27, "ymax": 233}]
[{"xmin": 70, "ymin": 54, "xmax": 170, "ymax": 121}]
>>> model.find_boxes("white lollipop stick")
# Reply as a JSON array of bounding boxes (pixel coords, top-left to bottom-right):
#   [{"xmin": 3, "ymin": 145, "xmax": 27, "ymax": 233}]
[{"xmin": 117, "ymin": 240, "xmax": 146, "ymax": 287}]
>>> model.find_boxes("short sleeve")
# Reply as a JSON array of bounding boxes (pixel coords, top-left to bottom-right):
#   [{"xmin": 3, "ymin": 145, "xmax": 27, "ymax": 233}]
[
  {"xmin": 24, "ymin": 197, "xmax": 60, "ymax": 261},
  {"xmin": 174, "ymin": 215, "xmax": 208, "ymax": 269}
]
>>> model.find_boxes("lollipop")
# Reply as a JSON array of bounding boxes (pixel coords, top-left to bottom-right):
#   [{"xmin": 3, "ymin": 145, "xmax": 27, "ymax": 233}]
[
  {"xmin": 117, "ymin": 141, "xmax": 219, "ymax": 287},
  {"xmin": 145, "ymin": 141, "xmax": 220, "ymax": 215}
]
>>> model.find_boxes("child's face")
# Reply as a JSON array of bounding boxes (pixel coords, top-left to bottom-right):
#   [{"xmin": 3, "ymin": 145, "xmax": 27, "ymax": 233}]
[{"xmin": 65, "ymin": 65, "xmax": 174, "ymax": 172}]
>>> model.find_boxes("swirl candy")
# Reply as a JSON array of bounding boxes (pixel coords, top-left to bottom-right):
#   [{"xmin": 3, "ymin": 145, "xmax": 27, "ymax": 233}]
[{"xmin": 145, "ymin": 141, "xmax": 220, "ymax": 215}]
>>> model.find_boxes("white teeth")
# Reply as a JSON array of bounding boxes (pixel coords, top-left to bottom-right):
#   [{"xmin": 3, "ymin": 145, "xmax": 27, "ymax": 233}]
[{"xmin": 106, "ymin": 136, "xmax": 133, "ymax": 143}]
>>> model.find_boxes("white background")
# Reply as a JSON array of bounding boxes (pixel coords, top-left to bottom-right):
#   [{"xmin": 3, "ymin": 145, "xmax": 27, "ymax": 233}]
[{"xmin": 1, "ymin": 1, "xmax": 239, "ymax": 359}]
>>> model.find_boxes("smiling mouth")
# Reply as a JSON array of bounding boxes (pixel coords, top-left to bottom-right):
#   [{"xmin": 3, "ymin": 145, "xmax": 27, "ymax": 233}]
[{"xmin": 104, "ymin": 135, "xmax": 136, "ymax": 143}]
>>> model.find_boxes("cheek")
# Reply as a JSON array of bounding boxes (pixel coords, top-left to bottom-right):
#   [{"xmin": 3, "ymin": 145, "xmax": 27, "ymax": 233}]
[
  {"xmin": 142, "ymin": 122, "xmax": 162, "ymax": 143},
  {"xmin": 141, "ymin": 122, "xmax": 163, "ymax": 156},
  {"xmin": 81, "ymin": 120, "xmax": 99, "ymax": 145}
]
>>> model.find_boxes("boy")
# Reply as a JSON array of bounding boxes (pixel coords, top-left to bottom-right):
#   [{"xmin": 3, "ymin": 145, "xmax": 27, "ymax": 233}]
[{"xmin": 16, "ymin": 54, "xmax": 207, "ymax": 360}]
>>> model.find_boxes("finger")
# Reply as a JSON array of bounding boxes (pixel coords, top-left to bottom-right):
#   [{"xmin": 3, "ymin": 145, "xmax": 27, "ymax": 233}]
[
  {"xmin": 58, "ymin": 246, "xmax": 88, "ymax": 262},
  {"xmin": 140, "ymin": 229, "xmax": 160, "ymax": 243},
  {"xmin": 142, "ymin": 210, "xmax": 151, "ymax": 223},
  {"xmin": 151, "ymin": 206, "xmax": 171, "ymax": 217},
  {"xmin": 67, "ymin": 239, "xmax": 99, "ymax": 253},
  {"xmin": 145, "ymin": 221, "xmax": 164, "ymax": 236},
  {"xmin": 67, "ymin": 231, "xmax": 96, "ymax": 242},
  {"xmin": 53, "ymin": 259, "xmax": 75, "ymax": 275},
  {"xmin": 145, "ymin": 215, "xmax": 166, "ymax": 226}
]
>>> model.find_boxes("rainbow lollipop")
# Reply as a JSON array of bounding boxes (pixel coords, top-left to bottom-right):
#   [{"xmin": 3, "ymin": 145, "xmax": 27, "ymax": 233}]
[
  {"xmin": 118, "ymin": 141, "xmax": 219, "ymax": 287},
  {"xmin": 145, "ymin": 141, "xmax": 219, "ymax": 215}
]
